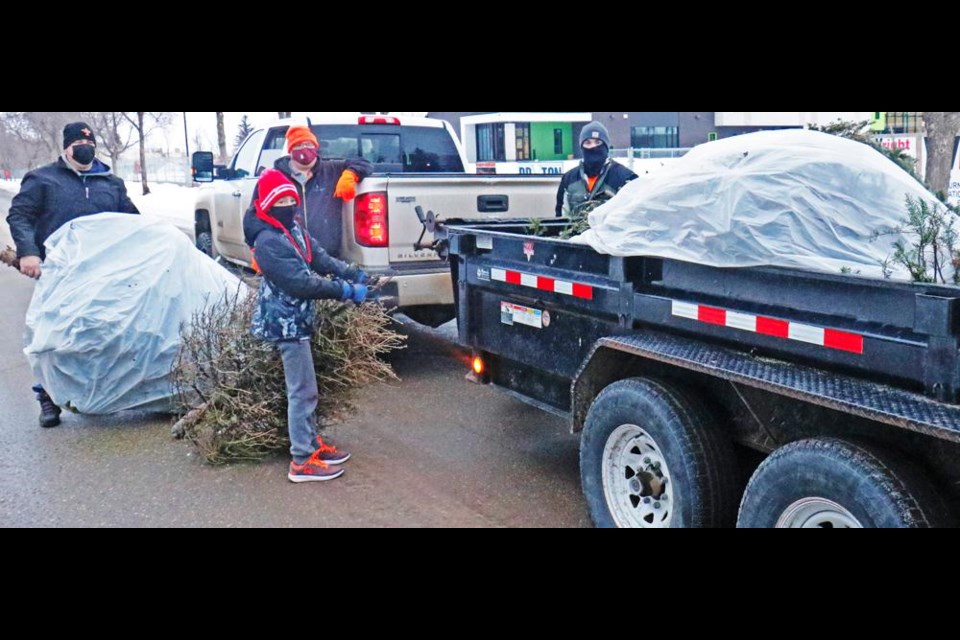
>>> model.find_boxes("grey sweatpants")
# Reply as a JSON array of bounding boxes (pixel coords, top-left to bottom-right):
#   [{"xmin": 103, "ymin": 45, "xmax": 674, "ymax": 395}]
[{"xmin": 278, "ymin": 339, "xmax": 318, "ymax": 464}]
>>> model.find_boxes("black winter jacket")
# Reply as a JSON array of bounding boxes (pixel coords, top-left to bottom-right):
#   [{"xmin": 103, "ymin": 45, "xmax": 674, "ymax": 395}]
[
  {"xmin": 555, "ymin": 160, "xmax": 637, "ymax": 217},
  {"xmin": 7, "ymin": 158, "xmax": 139, "ymax": 259}
]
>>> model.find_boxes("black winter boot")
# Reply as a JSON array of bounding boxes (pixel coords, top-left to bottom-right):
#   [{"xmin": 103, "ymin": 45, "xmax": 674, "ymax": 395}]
[{"xmin": 32, "ymin": 385, "xmax": 62, "ymax": 428}]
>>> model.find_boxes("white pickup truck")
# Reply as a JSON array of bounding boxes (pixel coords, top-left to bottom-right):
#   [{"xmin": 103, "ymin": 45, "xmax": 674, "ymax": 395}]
[{"xmin": 192, "ymin": 114, "xmax": 559, "ymax": 324}]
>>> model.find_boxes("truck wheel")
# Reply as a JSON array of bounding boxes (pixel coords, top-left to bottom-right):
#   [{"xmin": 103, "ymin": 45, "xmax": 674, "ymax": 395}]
[
  {"xmin": 197, "ymin": 230, "xmax": 215, "ymax": 256},
  {"xmin": 195, "ymin": 211, "xmax": 218, "ymax": 259},
  {"xmin": 580, "ymin": 378, "xmax": 738, "ymax": 528},
  {"xmin": 737, "ymin": 438, "xmax": 952, "ymax": 528}
]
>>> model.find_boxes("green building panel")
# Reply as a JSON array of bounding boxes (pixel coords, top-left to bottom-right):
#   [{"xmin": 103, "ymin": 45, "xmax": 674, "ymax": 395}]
[
  {"xmin": 870, "ymin": 112, "xmax": 887, "ymax": 132},
  {"xmin": 530, "ymin": 122, "xmax": 573, "ymax": 161}
]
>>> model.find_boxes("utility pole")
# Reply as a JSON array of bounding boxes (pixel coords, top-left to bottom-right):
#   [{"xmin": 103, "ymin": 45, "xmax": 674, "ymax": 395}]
[
  {"xmin": 183, "ymin": 112, "xmax": 191, "ymax": 186},
  {"xmin": 183, "ymin": 112, "xmax": 190, "ymax": 158}
]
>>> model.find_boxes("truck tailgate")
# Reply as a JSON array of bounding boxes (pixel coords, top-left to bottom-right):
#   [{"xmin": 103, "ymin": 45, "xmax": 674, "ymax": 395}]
[{"xmin": 379, "ymin": 175, "xmax": 559, "ymax": 265}]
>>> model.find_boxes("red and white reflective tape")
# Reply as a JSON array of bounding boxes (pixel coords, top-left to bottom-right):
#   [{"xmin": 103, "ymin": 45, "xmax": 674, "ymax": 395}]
[
  {"xmin": 490, "ymin": 268, "xmax": 594, "ymax": 300},
  {"xmin": 671, "ymin": 301, "xmax": 864, "ymax": 355}
]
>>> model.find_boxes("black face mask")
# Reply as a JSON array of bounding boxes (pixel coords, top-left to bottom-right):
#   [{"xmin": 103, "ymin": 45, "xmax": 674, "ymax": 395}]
[
  {"xmin": 582, "ymin": 145, "xmax": 608, "ymax": 177},
  {"xmin": 270, "ymin": 205, "xmax": 298, "ymax": 229},
  {"xmin": 71, "ymin": 145, "xmax": 96, "ymax": 165}
]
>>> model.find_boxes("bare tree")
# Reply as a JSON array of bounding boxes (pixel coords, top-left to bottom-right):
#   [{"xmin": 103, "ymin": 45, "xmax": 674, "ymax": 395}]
[
  {"xmin": 29, "ymin": 112, "xmax": 82, "ymax": 158},
  {"xmin": 0, "ymin": 114, "xmax": 46, "ymax": 169},
  {"xmin": 1, "ymin": 112, "xmax": 84, "ymax": 167},
  {"xmin": 122, "ymin": 112, "xmax": 174, "ymax": 196},
  {"xmin": 193, "ymin": 131, "xmax": 206, "ymax": 154},
  {"xmin": 137, "ymin": 112, "xmax": 149, "ymax": 195},
  {"xmin": 0, "ymin": 120, "xmax": 24, "ymax": 175},
  {"xmin": 87, "ymin": 112, "xmax": 137, "ymax": 172},
  {"xmin": 215, "ymin": 112, "xmax": 227, "ymax": 163},
  {"xmin": 923, "ymin": 112, "xmax": 960, "ymax": 198}
]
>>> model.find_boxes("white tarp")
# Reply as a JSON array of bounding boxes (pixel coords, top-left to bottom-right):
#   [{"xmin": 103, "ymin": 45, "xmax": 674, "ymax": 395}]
[
  {"xmin": 574, "ymin": 129, "xmax": 952, "ymax": 280},
  {"xmin": 24, "ymin": 213, "xmax": 243, "ymax": 414}
]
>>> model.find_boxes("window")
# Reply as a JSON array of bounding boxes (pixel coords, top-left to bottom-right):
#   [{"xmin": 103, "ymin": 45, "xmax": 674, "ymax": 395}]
[
  {"xmin": 885, "ymin": 112, "xmax": 923, "ymax": 134},
  {"xmin": 360, "ymin": 134, "xmax": 402, "ymax": 167},
  {"xmin": 630, "ymin": 126, "xmax": 679, "ymax": 148},
  {"xmin": 401, "ymin": 127, "xmax": 465, "ymax": 172},
  {"xmin": 707, "ymin": 132, "xmax": 718, "ymax": 142},
  {"xmin": 515, "ymin": 123, "xmax": 531, "ymax": 161},
  {"xmin": 554, "ymin": 128, "xmax": 563, "ymax": 154},
  {"xmin": 477, "ymin": 123, "xmax": 506, "ymax": 161},
  {"xmin": 261, "ymin": 125, "xmax": 464, "ymax": 173},
  {"xmin": 232, "ymin": 129, "xmax": 266, "ymax": 178}
]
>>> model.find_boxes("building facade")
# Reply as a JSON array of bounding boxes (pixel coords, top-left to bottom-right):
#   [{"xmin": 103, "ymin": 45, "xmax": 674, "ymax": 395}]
[{"xmin": 429, "ymin": 112, "xmax": 879, "ymax": 157}]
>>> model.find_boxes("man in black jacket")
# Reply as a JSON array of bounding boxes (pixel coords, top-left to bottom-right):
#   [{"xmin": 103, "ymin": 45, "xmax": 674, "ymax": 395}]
[
  {"xmin": 6, "ymin": 121, "xmax": 140, "ymax": 428},
  {"xmin": 244, "ymin": 125, "xmax": 372, "ymax": 258},
  {"xmin": 556, "ymin": 121, "xmax": 637, "ymax": 218}
]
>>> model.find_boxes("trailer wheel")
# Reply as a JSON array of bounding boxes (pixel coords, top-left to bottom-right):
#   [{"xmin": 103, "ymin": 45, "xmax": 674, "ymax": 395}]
[
  {"xmin": 737, "ymin": 438, "xmax": 952, "ymax": 528},
  {"xmin": 580, "ymin": 378, "xmax": 738, "ymax": 528}
]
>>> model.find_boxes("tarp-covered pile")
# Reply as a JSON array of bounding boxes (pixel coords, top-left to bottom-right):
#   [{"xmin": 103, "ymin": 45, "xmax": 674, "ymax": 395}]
[
  {"xmin": 24, "ymin": 213, "xmax": 243, "ymax": 414},
  {"xmin": 574, "ymin": 129, "xmax": 952, "ymax": 280}
]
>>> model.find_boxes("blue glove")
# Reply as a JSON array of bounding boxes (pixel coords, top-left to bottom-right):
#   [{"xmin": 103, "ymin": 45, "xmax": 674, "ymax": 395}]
[
  {"xmin": 340, "ymin": 282, "xmax": 369, "ymax": 304},
  {"xmin": 351, "ymin": 283, "xmax": 369, "ymax": 304},
  {"xmin": 345, "ymin": 264, "xmax": 368, "ymax": 284}
]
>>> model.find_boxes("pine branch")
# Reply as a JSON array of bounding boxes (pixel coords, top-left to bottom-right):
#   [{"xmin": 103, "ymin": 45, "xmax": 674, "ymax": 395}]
[{"xmin": 2, "ymin": 246, "xmax": 20, "ymax": 270}]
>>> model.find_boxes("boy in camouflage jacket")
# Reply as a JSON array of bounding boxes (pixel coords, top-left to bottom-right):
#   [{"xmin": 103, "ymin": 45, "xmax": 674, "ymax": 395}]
[{"xmin": 245, "ymin": 169, "xmax": 369, "ymax": 482}]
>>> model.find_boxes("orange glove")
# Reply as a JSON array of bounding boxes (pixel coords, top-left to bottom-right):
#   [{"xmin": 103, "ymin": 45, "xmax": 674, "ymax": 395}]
[{"xmin": 334, "ymin": 169, "xmax": 359, "ymax": 201}]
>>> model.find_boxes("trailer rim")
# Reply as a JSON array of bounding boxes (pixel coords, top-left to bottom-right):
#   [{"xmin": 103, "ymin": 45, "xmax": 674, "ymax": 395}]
[
  {"xmin": 602, "ymin": 424, "xmax": 675, "ymax": 528},
  {"xmin": 775, "ymin": 497, "xmax": 863, "ymax": 528}
]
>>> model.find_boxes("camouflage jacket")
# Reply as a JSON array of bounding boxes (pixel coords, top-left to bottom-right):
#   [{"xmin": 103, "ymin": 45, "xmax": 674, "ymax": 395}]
[{"xmin": 249, "ymin": 221, "xmax": 357, "ymax": 342}]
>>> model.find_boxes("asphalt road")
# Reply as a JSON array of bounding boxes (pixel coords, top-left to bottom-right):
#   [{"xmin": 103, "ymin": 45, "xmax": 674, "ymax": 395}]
[{"xmin": 0, "ymin": 188, "xmax": 589, "ymax": 527}]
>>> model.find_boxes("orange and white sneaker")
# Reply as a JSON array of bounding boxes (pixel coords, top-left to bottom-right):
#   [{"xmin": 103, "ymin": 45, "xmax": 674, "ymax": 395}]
[
  {"xmin": 288, "ymin": 450, "xmax": 344, "ymax": 483},
  {"xmin": 312, "ymin": 435, "xmax": 351, "ymax": 465}
]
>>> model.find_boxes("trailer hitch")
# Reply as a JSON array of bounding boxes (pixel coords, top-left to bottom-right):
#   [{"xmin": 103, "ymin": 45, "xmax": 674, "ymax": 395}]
[{"xmin": 414, "ymin": 205, "xmax": 451, "ymax": 260}]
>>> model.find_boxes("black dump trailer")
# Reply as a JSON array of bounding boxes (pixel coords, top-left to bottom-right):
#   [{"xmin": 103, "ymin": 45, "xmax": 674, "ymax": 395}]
[{"xmin": 435, "ymin": 216, "xmax": 960, "ymax": 528}]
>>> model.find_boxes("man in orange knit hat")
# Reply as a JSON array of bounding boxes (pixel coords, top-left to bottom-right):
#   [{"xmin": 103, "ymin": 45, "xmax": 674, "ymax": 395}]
[{"xmin": 245, "ymin": 124, "xmax": 372, "ymax": 259}]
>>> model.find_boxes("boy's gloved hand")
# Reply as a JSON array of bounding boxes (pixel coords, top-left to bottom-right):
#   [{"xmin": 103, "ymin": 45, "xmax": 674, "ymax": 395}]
[
  {"xmin": 333, "ymin": 170, "xmax": 359, "ymax": 201},
  {"xmin": 345, "ymin": 263, "xmax": 368, "ymax": 284},
  {"xmin": 340, "ymin": 281, "xmax": 369, "ymax": 304}
]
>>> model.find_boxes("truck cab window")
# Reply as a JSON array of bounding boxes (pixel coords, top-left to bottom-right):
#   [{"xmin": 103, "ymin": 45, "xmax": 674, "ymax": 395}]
[{"xmin": 232, "ymin": 129, "xmax": 266, "ymax": 178}]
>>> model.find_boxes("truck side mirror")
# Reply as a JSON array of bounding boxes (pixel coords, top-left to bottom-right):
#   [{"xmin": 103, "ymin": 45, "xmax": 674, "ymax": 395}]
[{"xmin": 192, "ymin": 151, "xmax": 215, "ymax": 183}]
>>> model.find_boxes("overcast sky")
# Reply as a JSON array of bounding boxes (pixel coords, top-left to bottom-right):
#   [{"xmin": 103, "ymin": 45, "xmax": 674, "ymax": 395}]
[{"xmin": 173, "ymin": 112, "xmax": 279, "ymax": 156}]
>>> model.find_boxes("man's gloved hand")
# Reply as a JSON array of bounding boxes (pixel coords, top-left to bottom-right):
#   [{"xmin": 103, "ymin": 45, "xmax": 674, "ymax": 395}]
[
  {"xmin": 340, "ymin": 281, "xmax": 369, "ymax": 305},
  {"xmin": 356, "ymin": 270, "xmax": 369, "ymax": 285},
  {"xmin": 333, "ymin": 170, "xmax": 359, "ymax": 201}
]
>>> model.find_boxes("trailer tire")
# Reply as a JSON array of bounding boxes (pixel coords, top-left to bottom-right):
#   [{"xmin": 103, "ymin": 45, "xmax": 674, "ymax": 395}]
[
  {"xmin": 737, "ymin": 437, "xmax": 952, "ymax": 528},
  {"xmin": 580, "ymin": 378, "xmax": 738, "ymax": 528}
]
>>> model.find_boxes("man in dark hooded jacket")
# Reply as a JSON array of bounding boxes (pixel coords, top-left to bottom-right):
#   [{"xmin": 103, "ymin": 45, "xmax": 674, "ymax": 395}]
[
  {"xmin": 6, "ymin": 121, "xmax": 139, "ymax": 429},
  {"xmin": 244, "ymin": 125, "xmax": 372, "ymax": 258},
  {"xmin": 556, "ymin": 121, "xmax": 637, "ymax": 218}
]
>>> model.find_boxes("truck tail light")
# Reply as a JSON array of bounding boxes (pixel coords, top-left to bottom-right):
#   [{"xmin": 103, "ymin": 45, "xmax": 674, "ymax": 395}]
[
  {"xmin": 355, "ymin": 192, "xmax": 389, "ymax": 247},
  {"xmin": 358, "ymin": 116, "xmax": 400, "ymax": 125}
]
